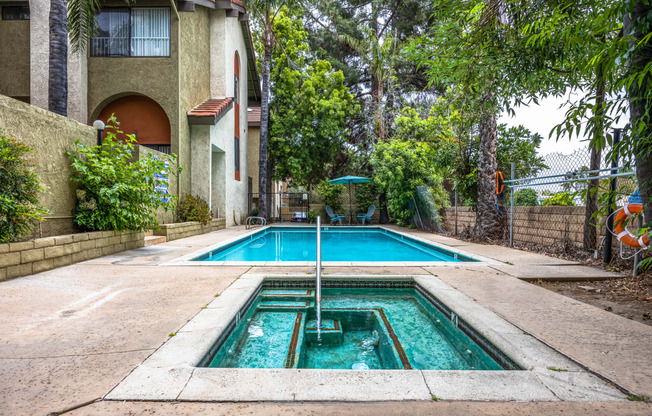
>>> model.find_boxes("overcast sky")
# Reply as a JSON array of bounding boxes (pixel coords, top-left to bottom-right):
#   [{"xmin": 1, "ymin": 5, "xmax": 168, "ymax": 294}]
[{"xmin": 498, "ymin": 92, "xmax": 628, "ymax": 156}]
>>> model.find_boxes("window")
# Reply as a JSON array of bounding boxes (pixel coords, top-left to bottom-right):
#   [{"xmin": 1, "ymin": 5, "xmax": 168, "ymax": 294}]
[
  {"xmin": 90, "ymin": 8, "xmax": 170, "ymax": 57},
  {"xmin": 234, "ymin": 73, "xmax": 239, "ymax": 103},
  {"xmin": 2, "ymin": 6, "xmax": 30, "ymax": 20},
  {"xmin": 234, "ymin": 136, "xmax": 240, "ymax": 180}
]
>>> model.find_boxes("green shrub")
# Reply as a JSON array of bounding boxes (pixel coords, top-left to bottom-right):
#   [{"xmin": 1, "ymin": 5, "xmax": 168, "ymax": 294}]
[
  {"xmin": 177, "ymin": 194, "xmax": 212, "ymax": 225},
  {"xmin": 316, "ymin": 180, "xmax": 345, "ymax": 213},
  {"xmin": 542, "ymin": 192, "xmax": 575, "ymax": 206},
  {"xmin": 68, "ymin": 116, "xmax": 179, "ymax": 232},
  {"xmin": 514, "ymin": 188, "xmax": 539, "ymax": 206},
  {"xmin": 355, "ymin": 181, "xmax": 379, "ymax": 212},
  {"xmin": 0, "ymin": 133, "xmax": 49, "ymax": 242},
  {"xmin": 307, "ymin": 211, "xmax": 316, "ymax": 223}
]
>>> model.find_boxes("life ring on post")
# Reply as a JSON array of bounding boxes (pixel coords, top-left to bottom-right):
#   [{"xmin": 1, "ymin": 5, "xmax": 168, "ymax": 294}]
[{"xmin": 614, "ymin": 203, "xmax": 650, "ymax": 249}]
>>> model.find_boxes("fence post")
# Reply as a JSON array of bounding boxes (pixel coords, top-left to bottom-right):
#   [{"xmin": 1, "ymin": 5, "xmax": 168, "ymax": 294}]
[
  {"xmin": 510, "ymin": 162, "xmax": 515, "ymax": 248},
  {"xmin": 454, "ymin": 186, "xmax": 458, "ymax": 236},
  {"xmin": 603, "ymin": 128, "xmax": 621, "ymax": 265}
]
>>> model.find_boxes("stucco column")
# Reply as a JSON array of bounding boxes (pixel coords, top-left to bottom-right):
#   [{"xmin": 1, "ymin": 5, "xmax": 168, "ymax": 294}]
[
  {"xmin": 29, "ymin": 0, "xmax": 49, "ymax": 109},
  {"xmin": 190, "ymin": 125, "xmax": 212, "ymax": 206}
]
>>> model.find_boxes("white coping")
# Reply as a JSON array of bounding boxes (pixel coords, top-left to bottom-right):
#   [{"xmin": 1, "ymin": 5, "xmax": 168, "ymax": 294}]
[
  {"xmin": 105, "ymin": 272, "xmax": 625, "ymax": 402},
  {"xmin": 161, "ymin": 225, "xmax": 500, "ymax": 267}
]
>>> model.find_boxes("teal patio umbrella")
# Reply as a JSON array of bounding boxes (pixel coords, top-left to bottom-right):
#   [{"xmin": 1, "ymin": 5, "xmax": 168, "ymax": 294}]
[{"xmin": 327, "ymin": 175, "xmax": 371, "ymax": 224}]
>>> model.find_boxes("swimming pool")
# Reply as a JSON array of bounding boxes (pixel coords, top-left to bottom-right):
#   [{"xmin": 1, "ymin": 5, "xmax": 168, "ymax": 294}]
[
  {"xmin": 201, "ymin": 284, "xmax": 517, "ymax": 370},
  {"xmin": 194, "ymin": 227, "xmax": 476, "ymax": 263}
]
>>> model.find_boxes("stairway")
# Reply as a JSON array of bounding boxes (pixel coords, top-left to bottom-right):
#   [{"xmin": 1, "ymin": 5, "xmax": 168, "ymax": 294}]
[{"xmin": 144, "ymin": 230, "xmax": 166, "ymax": 246}]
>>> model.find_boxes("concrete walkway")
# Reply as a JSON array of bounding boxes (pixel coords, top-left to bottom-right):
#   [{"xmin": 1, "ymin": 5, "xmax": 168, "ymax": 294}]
[{"xmin": 0, "ymin": 225, "xmax": 650, "ymax": 415}]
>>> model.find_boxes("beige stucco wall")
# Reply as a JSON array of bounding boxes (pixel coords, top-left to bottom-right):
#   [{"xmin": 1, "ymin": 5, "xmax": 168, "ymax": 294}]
[
  {"xmin": 0, "ymin": 5, "xmax": 30, "ymax": 100},
  {"xmin": 178, "ymin": 6, "xmax": 211, "ymax": 199},
  {"xmin": 0, "ymin": 95, "xmax": 95, "ymax": 236},
  {"xmin": 247, "ymin": 125, "xmax": 260, "ymax": 194}
]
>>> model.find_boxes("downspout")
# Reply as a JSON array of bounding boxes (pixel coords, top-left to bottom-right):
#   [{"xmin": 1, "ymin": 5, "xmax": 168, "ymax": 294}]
[{"xmin": 170, "ymin": 0, "xmax": 180, "ymax": 20}]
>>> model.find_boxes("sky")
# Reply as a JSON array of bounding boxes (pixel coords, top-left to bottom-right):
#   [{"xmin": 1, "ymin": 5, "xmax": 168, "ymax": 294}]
[{"xmin": 498, "ymin": 91, "xmax": 628, "ymax": 156}]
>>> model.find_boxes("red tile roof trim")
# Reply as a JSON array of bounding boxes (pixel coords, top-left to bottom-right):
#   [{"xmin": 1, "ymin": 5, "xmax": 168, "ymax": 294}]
[
  {"xmin": 248, "ymin": 106, "xmax": 261, "ymax": 126},
  {"xmin": 188, "ymin": 98, "xmax": 234, "ymax": 125},
  {"xmin": 231, "ymin": 0, "xmax": 246, "ymax": 8}
]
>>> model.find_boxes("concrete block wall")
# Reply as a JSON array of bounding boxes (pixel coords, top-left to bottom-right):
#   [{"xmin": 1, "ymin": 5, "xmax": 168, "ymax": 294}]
[
  {"xmin": 0, "ymin": 230, "xmax": 144, "ymax": 282},
  {"xmin": 442, "ymin": 206, "xmax": 591, "ymax": 246},
  {"xmin": 154, "ymin": 218, "xmax": 226, "ymax": 241}
]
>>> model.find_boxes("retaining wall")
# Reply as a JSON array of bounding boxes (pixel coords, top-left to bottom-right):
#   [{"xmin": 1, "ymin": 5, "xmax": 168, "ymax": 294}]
[
  {"xmin": 154, "ymin": 218, "xmax": 226, "ymax": 241},
  {"xmin": 442, "ymin": 206, "xmax": 588, "ymax": 246},
  {"xmin": 0, "ymin": 230, "xmax": 144, "ymax": 282}
]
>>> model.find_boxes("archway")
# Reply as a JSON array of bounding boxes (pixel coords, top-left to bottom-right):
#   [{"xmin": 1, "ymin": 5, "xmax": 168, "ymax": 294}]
[{"xmin": 97, "ymin": 95, "xmax": 171, "ymax": 153}]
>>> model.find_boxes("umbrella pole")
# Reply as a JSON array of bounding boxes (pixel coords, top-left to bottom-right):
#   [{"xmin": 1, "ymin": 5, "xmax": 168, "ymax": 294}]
[{"xmin": 348, "ymin": 183, "xmax": 353, "ymax": 225}]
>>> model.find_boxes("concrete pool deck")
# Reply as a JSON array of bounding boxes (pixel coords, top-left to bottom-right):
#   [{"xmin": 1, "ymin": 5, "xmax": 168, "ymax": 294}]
[{"xmin": 0, "ymin": 225, "xmax": 650, "ymax": 415}]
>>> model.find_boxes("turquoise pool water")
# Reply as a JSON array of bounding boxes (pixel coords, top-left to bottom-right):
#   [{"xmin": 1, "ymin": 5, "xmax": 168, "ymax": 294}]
[
  {"xmin": 205, "ymin": 287, "xmax": 505, "ymax": 370},
  {"xmin": 196, "ymin": 227, "xmax": 474, "ymax": 262}
]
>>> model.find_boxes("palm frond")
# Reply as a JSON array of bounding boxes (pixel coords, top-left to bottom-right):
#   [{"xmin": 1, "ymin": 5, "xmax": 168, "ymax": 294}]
[{"xmin": 67, "ymin": 0, "xmax": 102, "ymax": 53}]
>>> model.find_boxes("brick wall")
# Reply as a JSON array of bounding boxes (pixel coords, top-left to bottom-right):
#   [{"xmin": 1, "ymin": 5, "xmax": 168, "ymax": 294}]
[
  {"xmin": 0, "ymin": 230, "xmax": 144, "ymax": 282},
  {"xmin": 442, "ymin": 206, "xmax": 588, "ymax": 246},
  {"xmin": 154, "ymin": 218, "xmax": 226, "ymax": 241}
]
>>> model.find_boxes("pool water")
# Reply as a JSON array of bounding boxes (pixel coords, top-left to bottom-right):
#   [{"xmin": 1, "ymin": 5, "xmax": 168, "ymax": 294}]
[
  {"xmin": 205, "ymin": 288, "xmax": 505, "ymax": 370},
  {"xmin": 197, "ymin": 227, "xmax": 474, "ymax": 262}
]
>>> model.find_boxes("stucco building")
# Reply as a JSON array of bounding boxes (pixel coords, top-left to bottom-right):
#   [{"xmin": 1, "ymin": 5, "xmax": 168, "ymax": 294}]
[{"xmin": 0, "ymin": 0, "xmax": 261, "ymax": 226}]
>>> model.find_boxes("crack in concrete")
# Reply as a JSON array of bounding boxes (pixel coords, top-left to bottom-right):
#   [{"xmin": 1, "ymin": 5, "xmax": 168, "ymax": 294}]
[
  {"xmin": 0, "ymin": 347, "xmax": 156, "ymax": 360},
  {"xmin": 176, "ymin": 367, "xmax": 196, "ymax": 401}
]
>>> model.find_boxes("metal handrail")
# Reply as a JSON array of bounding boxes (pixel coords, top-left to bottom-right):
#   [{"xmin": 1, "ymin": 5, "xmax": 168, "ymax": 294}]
[
  {"xmin": 246, "ymin": 216, "xmax": 267, "ymax": 230},
  {"xmin": 316, "ymin": 216, "xmax": 322, "ymax": 340},
  {"xmin": 503, "ymin": 166, "xmax": 626, "ymax": 183},
  {"xmin": 507, "ymin": 171, "xmax": 636, "ymax": 189}
]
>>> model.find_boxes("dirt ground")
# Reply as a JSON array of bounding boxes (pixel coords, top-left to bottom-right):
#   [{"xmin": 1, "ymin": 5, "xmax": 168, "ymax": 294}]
[
  {"xmin": 532, "ymin": 273, "xmax": 652, "ymax": 326},
  {"xmin": 501, "ymin": 239, "xmax": 652, "ymax": 327}
]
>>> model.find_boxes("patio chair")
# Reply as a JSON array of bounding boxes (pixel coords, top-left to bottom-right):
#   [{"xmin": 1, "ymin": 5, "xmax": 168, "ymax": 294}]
[
  {"xmin": 325, "ymin": 206, "xmax": 345, "ymax": 225},
  {"xmin": 356, "ymin": 205, "xmax": 376, "ymax": 225}
]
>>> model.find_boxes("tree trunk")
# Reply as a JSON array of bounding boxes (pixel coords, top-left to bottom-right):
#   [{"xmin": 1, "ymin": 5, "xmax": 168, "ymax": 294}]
[
  {"xmin": 474, "ymin": 97, "xmax": 503, "ymax": 241},
  {"xmin": 49, "ymin": 0, "xmax": 68, "ymax": 116},
  {"xmin": 625, "ymin": 3, "xmax": 652, "ymax": 232},
  {"xmin": 379, "ymin": 192, "xmax": 389, "ymax": 224},
  {"xmin": 583, "ymin": 65, "xmax": 606, "ymax": 250},
  {"xmin": 258, "ymin": 23, "xmax": 272, "ymax": 220}
]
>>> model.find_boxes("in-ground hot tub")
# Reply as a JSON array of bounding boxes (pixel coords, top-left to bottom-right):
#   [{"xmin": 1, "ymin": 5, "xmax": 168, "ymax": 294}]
[
  {"xmin": 202, "ymin": 283, "xmax": 516, "ymax": 371},
  {"xmin": 105, "ymin": 274, "xmax": 624, "ymax": 402}
]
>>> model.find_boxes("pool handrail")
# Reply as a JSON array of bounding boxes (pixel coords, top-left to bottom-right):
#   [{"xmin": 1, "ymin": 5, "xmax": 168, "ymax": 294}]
[{"xmin": 246, "ymin": 216, "xmax": 267, "ymax": 230}]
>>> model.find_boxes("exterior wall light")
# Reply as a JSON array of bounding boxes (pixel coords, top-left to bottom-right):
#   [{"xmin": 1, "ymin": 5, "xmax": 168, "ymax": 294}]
[{"xmin": 93, "ymin": 120, "xmax": 105, "ymax": 146}]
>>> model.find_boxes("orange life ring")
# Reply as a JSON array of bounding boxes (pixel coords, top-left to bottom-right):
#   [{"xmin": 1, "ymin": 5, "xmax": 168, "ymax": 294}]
[{"xmin": 614, "ymin": 203, "xmax": 649, "ymax": 248}]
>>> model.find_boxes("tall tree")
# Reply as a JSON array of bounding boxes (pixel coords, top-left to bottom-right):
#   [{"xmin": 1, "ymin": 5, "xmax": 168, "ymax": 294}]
[
  {"xmin": 248, "ymin": 0, "xmax": 291, "ymax": 220},
  {"xmin": 49, "ymin": 0, "xmax": 69, "ymax": 116},
  {"xmin": 260, "ymin": 11, "xmax": 357, "ymax": 188}
]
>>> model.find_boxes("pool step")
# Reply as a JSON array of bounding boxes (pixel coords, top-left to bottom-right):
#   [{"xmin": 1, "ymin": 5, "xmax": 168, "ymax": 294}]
[
  {"xmin": 305, "ymin": 318, "xmax": 344, "ymax": 345},
  {"xmin": 258, "ymin": 300, "xmax": 315, "ymax": 311},
  {"xmin": 260, "ymin": 289, "xmax": 315, "ymax": 300}
]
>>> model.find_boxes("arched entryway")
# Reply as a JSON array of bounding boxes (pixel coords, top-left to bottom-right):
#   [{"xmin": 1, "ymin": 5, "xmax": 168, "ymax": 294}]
[{"xmin": 97, "ymin": 94, "xmax": 171, "ymax": 154}]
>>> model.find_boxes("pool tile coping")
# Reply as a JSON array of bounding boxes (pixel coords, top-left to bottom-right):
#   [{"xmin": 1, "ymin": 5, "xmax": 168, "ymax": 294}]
[
  {"xmin": 104, "ymin": 272, "xmax": 625, "ymax": 402},
  {"xmin": 159, "ymin": 225, "xmax": 501, "ymax": 267}
]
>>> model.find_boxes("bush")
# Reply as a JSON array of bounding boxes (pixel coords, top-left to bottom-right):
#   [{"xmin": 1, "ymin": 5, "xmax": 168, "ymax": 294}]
[
  {"xmin": 177, "ymin": 194, "xmax": 212, "ymax": 225},
  {"xmin": 355, "ymin": 181, "xmax": 379, "ymax": 212},
  {"xmin": 68, "ymin": 116, "xmax": 179, "ymax": 232},
  {"xmin": 514, "ymin": 188, "xmax": 539, "ymax": 206},
  {"xmin": 542, "ymin": 192, "xmax": 575, "ymax": 207},
  {"xmin": 316, "ymin": 180, "xmax": 345, "ymax": 213},
  {"xmin": 0, "ymin": 133, "xmax": 49, "ymax": 242}
]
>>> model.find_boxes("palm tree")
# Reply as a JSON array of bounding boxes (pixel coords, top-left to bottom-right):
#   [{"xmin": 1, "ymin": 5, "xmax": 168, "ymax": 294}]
[
  {"xmin": 247, "ymin": 0, "xmax": 290, "ymax": 220},
  {"xmin": 49, "ymin": 0, "xmax": 68, "ymax": 116},
  {"xmin": 48, "ymin": 0, "xmax": 102, "ymax": 116}
]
